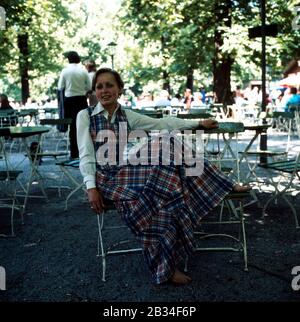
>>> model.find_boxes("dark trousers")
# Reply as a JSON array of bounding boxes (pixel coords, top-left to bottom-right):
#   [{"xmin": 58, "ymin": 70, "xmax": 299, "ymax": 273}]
[{"xmin": 64, "ymin": 96, "xmax": 88, "ymax": 158}]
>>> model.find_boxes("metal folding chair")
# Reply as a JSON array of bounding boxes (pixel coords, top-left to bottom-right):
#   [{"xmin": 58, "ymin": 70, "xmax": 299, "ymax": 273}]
[
  {"xmin": 272, "ymin": 112, "xmax": 295, "ymax": 150},
  {"xmin": 96, "ymin": 192, "xmax": 250, "ymax": 282},
  {"xmin": 96, "ymin": 199, "xmax": 141, "ymax": 282},
  {"xmin": 186, "ymin": 191, "xmax": 249, "ymax": 272},
  {"xmin": 0, "ymin": 129, "xmax": 23, "ymax": 237},
  {"xmin": 39, "ymin": 118, "xmax": 72, "ymax": 153},
  {"xmin": 0, "ymin": 170, "xmax": 23, "ymax": 237},
  {"xmin": 291, "ymin": 105, "xmax": 300, "ymax": 139},
  {"xmin": 205, "ymin": 122, "xmax": 245, "ymax": 182},
  {"xmin": 55, "ymin": 159, "xmax": 86, "ymax": 210},
  {"xmin": 258, "ymin": 149, "xmax": 300, "ymax": 228}
]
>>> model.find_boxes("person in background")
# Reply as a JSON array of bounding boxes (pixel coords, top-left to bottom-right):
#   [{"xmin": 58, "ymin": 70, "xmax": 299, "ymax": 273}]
[
  {"xmin": 285, "ymin": 87, "xmax": 300, "ymax": 112},
  {"xmin": 58, "ymin": 51, "xmax": 91, "ymax": 159},
  {"xmin": 234, "ymin": 85, "xmax": 245, "ymax": 108},
  {"xmin": 191, "ymin": 92, "xmax": 203, "ymax": 107},
  {"xmin": 77, "ymin": 68, "xmax": 251, "ymax": 286},
  {"xmin": 183, "ymin": 88, "xmax": 194, "ymax": 111},
  {"xmin": 0, "ymin": 94, "xmax": 14, "ymax": 110},
  {"xmin": 199, "ymin": 86, "xmax": 206, "ymax": 104},
  {"xmin": 84, "ymin": 59, "xmax": 98, "ymax": 106},
  {"xmin": 0, "ymin": 94, "xmax": 18, "ymax": 126}
]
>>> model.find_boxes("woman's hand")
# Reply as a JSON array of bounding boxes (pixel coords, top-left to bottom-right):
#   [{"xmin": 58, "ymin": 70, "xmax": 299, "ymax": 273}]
[
  {"xmin": 87, "ymin": 188, "xmax": 105, "ymax": 214},
  {"xmin": 199, "ymin": 119, "xmax": 219, "ymax": 130}
]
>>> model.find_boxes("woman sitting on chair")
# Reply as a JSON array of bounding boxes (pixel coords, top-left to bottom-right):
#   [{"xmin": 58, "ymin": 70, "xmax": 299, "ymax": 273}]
[{"xmin": 77, "ymin": 68, "xmax": 250, "ymax": 285}]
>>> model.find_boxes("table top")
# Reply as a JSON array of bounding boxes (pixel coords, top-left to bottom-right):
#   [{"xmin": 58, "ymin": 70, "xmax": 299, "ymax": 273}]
[
  {"xmin": 0, "ymin": 109, "xmax": 17, "ymax": 116},
  {"xmin": 0, "ymin": 126, "xmax": 50, "ymax": 138},
  {"xmin": 17, "ymin": 109, "xmax": 39, "ymax": 117},
  {"xmin": 42, "ymin": 107, "xmax": 59, "ymax": 113}
]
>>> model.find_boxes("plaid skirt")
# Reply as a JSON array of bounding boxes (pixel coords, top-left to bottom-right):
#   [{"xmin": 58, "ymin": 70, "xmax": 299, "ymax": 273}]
[{"xmin": 96, "ymin": 158, "xmax": 233, "ymax": 284}]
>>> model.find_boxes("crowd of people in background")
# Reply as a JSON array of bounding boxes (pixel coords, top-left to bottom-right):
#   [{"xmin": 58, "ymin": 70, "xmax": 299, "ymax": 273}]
[
  {"xmin": 232, "ymin": 85, "xmax": 300, "ymax": 113},
  {"xmin": 2, "ymin": 53, "xmax": 300, "ymax": 122},
  {"xmin": 3, "ymin": 84, "xmax": 300, "ymax": 116},
  {"xmin": 119, "ymin": 86, "xmax": 213, "ymax": 111}
]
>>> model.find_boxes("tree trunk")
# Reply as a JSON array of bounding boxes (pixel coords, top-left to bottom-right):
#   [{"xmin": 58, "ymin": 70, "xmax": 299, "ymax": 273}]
[
  {"xmin": 186, "ymin": 67, "xmax": 194, "ymax": 92},
  {"xmin": 17, "ymin": 33, "xmax": 30, "ymax": 105},
  {"xmin": 212, "ymin": 1, "xmax": 233, "ymax": 105},
  {"xmin": 162, "ymin": 70, "xmax": 171, "ymax": 93},
  {"xmin": 161, "ymin": 36, "xmax": 171, "ymax": 93},
  {"xmin": 213, "ymin": 56, "xmax": 233, "ymax": 104}
]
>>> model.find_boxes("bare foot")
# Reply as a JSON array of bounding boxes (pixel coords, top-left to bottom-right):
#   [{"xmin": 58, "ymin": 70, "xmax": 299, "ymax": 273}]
[
  {"xmin": 233, "ymin": 184, "xmax": 252, "ymax": 193},
  {"xmin": 169, "ymin": 269, "xmax": 192, "ymax": 285}
]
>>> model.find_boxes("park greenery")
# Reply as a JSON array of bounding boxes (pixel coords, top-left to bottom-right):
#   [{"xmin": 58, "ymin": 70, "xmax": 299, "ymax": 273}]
[{"xmin": 0, "ymin": 0, "xmax": 300, "ymax": 105}]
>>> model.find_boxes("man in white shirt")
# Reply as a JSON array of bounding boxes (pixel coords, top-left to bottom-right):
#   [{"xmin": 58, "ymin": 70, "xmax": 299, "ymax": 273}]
[{"xmin": 58, "ymin": 51, "xmax": 91, "ymax": 158}]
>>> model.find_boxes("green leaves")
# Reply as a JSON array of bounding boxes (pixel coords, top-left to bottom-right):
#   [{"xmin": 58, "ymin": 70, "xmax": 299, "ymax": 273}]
[
  {"xmin": 0, "ymin": 0, "xmax": 74, "ymax": 100},
  {"xmin": 1, "ymin": 0, "xmax": 300, "ymax": 101}
]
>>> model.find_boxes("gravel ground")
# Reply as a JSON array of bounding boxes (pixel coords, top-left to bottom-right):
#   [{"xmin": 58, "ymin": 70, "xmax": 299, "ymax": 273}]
[{"xmin": 1, "ymin": 131, "xmax": 300, "ymax": 303}]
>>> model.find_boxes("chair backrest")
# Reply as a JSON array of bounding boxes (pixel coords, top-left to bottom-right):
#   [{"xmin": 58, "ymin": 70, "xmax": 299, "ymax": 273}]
[
  {"xmin": 0, "ymin": 110, "xmax": 18, "ymax": 127},
  {"xmin": 16, "ymin": 109, "xmax": 39, "ymax": 126},
  {"xmin": 209, "ymin": 103, "xmax": 227, "ymax": 119},
  {"xmin": 17, "ymin": 109, "xmax": 39, "ymax": 117},
  {"xmin": 272, "ymin": 111, "xmax": 294, "ymax": 119},
  {"xmin": 259, "ymin": 150, "xmax": 300, "ymax": 173},
  {"xmin": 288, "ymin": 104, "xmax": 300, "ymax": 112}
]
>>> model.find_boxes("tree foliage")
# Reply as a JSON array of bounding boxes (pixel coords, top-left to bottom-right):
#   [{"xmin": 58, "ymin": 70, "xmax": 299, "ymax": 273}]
[
  {"xmin": 118, "ymin": 0, "xmax": 300, "ymax": 99},
  {"xmin": 0, "ymin": 0, "xmax": 76, "ymax": 101},
  {"xmin": 1, "ymin": 0, "xmax": 300, "ymax": 102}
]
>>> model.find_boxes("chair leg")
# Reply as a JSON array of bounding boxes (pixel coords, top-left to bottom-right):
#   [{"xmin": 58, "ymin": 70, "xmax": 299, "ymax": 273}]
[
  {"xmin": 262, "ymin": 189, "xmax": 300, "ymax": 229},
  {"xmin": 184, "ymin": 256, "xmax": 188, "ymax": 273},
  {"xmin": 97, "ymin": 213, "xmax": 106, "ymax": 282},
  {"xmin": 238, "ymin": 201, "xmax": 248, "ymax": 271},
  {"xmin": 10, "ymin": 200, "xmax": 15, "ymax": 237},
  {"xmin": 225, "ymin": 198, "xmax": 248, "ymax": 271},
  {"xmin": 281, "ymin": 194, "xmax": 299, "ymax": 229},
  {"xmin": 189, "ymin": 195, "xmax": 249, "ymax": 273}
]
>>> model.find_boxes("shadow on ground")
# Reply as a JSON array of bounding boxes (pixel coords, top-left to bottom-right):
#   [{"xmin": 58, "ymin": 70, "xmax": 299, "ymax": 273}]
[{"xmin": 1, "ymin": 185, "xmax": 300, "ymax": 302}]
